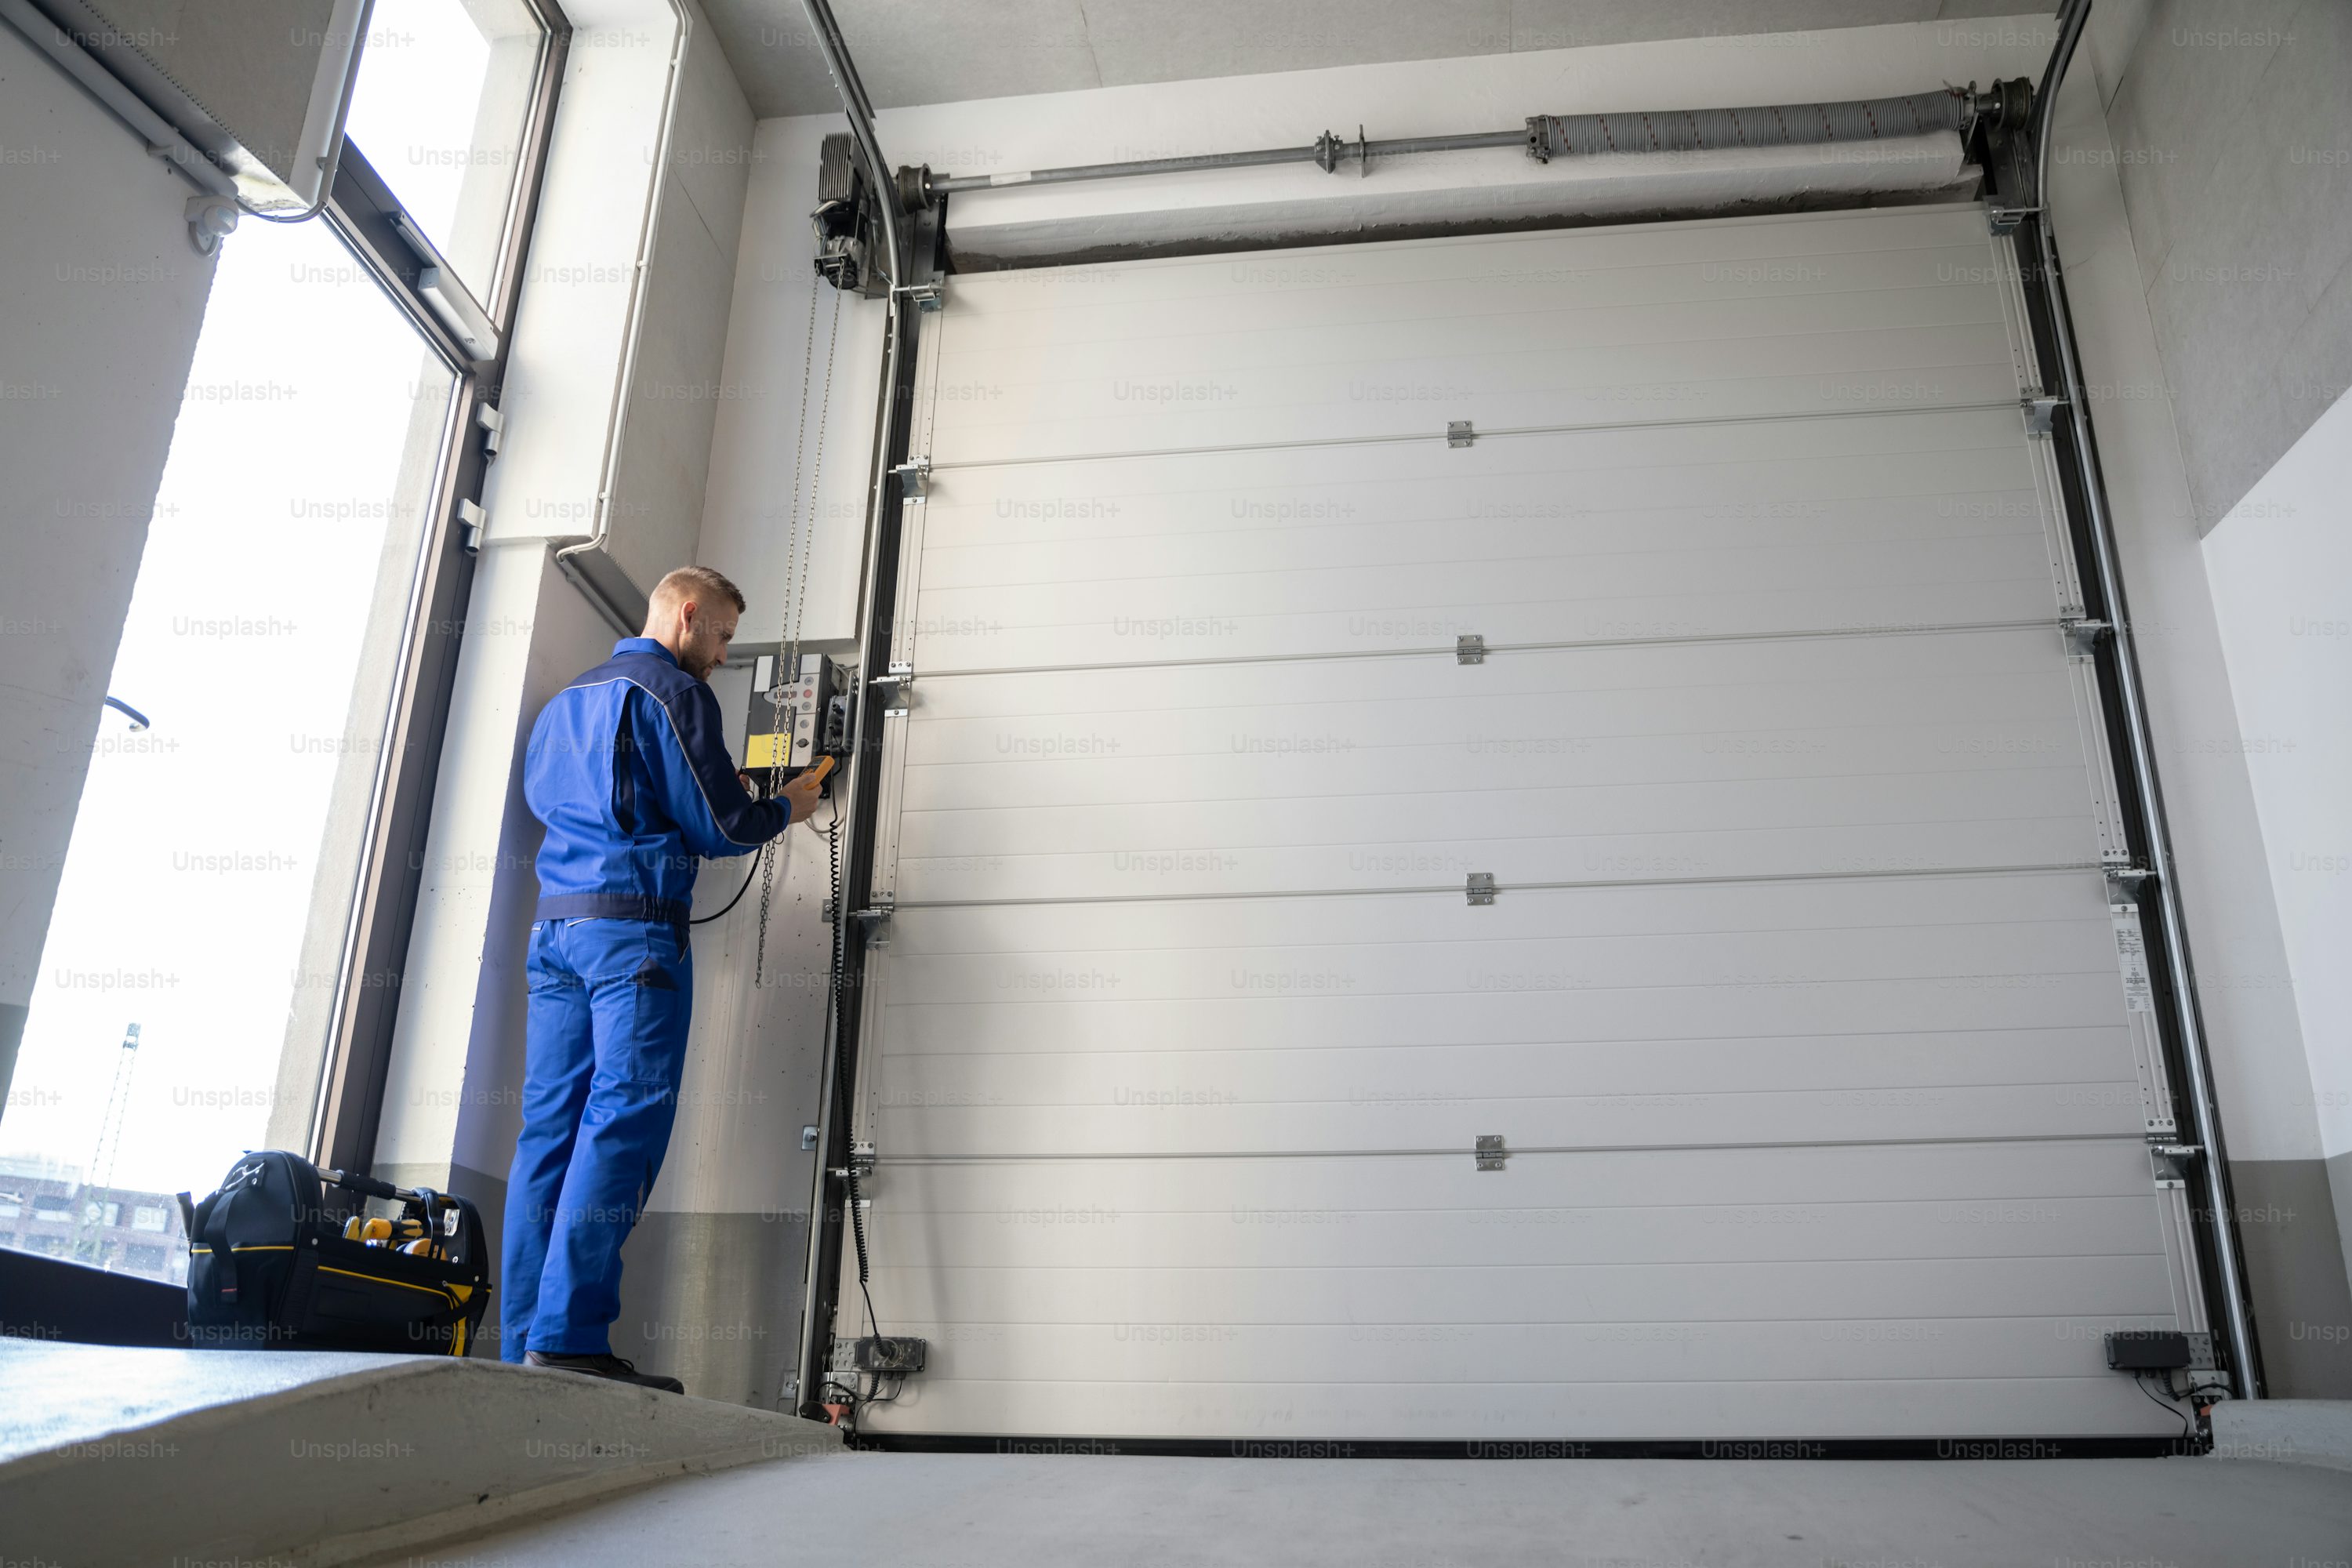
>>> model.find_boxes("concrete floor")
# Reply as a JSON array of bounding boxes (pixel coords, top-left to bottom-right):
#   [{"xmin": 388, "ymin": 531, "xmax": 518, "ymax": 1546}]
[{"xmin": 379, "ymin": 1450, "xmax": 2352, "ymax": 1568}]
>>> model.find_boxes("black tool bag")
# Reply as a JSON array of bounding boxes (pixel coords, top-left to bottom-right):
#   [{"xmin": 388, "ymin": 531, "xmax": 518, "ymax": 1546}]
[{"xmin": 185, "ymin": 1151, "xmax": 491, "ymax": 1356}]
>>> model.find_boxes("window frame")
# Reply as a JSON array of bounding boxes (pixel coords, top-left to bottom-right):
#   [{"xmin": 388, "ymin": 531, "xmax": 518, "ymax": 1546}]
[{"xmin": 303, "ymin": 3, "xmax": 573, "ymax": 1176}]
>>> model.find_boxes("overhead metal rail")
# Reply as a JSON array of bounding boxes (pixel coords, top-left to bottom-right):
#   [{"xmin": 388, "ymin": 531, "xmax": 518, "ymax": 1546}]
[
  {"xmin": 920, "ymin": 88, "xmax": 1978, "ymax": 197},
  {"xmin": 2018, "ymin": 0, "xmax": 2263, "ymax": 1398}
]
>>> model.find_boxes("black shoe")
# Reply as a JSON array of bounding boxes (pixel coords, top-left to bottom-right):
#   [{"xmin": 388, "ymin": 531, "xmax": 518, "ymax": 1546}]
[{"xmin": 525, "ymin": 1349, "xmax": 686, "ymax": 1395}]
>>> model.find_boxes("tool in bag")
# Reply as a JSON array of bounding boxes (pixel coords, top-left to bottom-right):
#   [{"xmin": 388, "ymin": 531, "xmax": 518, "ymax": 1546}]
[{"xmin": 183, "ymin": 1150, "xmax": 490, "ymax": 1356}]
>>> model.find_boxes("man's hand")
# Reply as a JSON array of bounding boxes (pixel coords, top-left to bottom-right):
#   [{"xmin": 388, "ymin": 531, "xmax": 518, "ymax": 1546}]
[{"xmin": 780, "ymin": 757, "xmax": 833, "ymax": 824}]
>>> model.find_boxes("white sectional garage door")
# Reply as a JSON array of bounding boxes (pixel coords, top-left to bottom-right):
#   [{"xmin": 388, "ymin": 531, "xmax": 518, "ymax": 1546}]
[{"xmin": 844, "ymin": 205, "xmax": 2206, "ymax": 1441}]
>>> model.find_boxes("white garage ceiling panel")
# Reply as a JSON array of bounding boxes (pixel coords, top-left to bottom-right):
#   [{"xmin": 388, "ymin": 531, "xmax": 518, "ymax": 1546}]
[{"xmin": 843, "ymin": 205, "xmax": 2201, "ymax": 1441}]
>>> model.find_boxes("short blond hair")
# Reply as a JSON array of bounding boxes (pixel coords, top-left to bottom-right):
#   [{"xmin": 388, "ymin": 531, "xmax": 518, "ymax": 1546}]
[{"xmin": 648, "ymin": 564, "xmax": 746, "ymax": 617}]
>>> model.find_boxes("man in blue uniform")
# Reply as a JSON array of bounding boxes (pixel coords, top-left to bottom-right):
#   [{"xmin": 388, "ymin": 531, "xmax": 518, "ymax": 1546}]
[{"xmin": 504, "ymin": 565, "xmax": 826, "ymax": 1392}]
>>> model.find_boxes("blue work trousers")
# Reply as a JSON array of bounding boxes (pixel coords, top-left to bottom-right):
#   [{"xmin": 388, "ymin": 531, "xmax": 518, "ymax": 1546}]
[{"xmin": 500, "ymin": 916, "xmax": 692, "ymax": 1359}]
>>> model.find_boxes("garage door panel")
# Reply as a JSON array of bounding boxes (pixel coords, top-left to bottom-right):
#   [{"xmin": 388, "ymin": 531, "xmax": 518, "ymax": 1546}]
[
  {"xmin": 945, "ymin": 209, "xmax": 1996, "ymax": 322},
  {"xmin": 920, "ymin": 412, "xmax": 2038, "ymax": 554},
  {"xmin": 848, "ymin": 209, "xmax": 2194, "ymax": 1440},
  {"xmin": 869, "ymin": 1139, "xmax": 2165, "ymax": 1214},
  {"xmin": 882, "ymin": 979, "xmax": 2134, "ymax": 1062},
  {"xmin": 882, "ymin": 1312, "xmax": 2187, "ymax": 1409},
  {"xmin": 862, "ymin": 1252, "xmax": 2172, "ymax": 1332},
  {"xmin": 873, "ymin": 1377, "xmax": 2177, "ymax": 1442},
  {"xmin": 859, "ymin": 1184, "xmax": 2163, "ymax": 1272},
  {"xmin": 899, "ymin": 768, "xmax": 2090, "ymax": 851},
  {"xmin": 929, "ymin": 342, "xmax": 2020, "ymax": 463},
  {"xmin": 867, "ymin": 1319, "xmax": 2165, "ymax": 1392},
  {"xmin": 936, "ymin": 290, "xmax": 2004, "ymax": 411},
  {"xmin": 942, "ymin": 222, "xmax": 2002, "ymax": 352},
  {"xmin": 920, "ymin": 501, "xmax": 2045, "ymax": 596},
  {"xmin": 883, "ymin": 867, "xmax": 2111, "ymax": 957},
  {"xmin": 876, "ymin": 1087, "xmax": 2143, "ymax": 1160},
  {"xmin": 897, "ymin": 813, "xmax": 2095, "ymax": 903},
  {"xmin": 912, "ymin": 549, "xmax": 2056, "ymax": 672},
  {"xmin": 875, "ymin": 1032, "xmax": 2136, "ymax": 1109},
  {"xmin": 906, "ymin": 629, "xmax": 2070, "ymax": 725},
  {"xmin": 884, "ymin": 912, "xmax": 2118, "ymax": 1007}
]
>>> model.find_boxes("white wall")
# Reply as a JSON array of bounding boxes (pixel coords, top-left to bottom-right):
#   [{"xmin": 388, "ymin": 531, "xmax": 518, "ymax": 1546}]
[
  {"xmin": 2205, "ymin": 390, "xmax": 2352, "ymax": 1170},
  {"xmin": 0, "ymin": 20, "xmax": 218, "ymax": 1112}
]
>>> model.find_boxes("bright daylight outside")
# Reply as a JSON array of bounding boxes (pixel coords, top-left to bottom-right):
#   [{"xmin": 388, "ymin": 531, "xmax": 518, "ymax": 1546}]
[{"xmin": 0, "ymin": 3, "xmax": 530, "ymax": 1283}]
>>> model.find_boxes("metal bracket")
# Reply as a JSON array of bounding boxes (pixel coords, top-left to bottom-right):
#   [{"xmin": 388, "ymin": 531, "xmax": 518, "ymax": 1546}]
[
  {"xmin": 2022, "ymin": 394, "xmax": 2063, "ymax": 436},
  {"xmin": 1988, "ymin": 204, "xmax": 2042, "ymax": 235},
  {"xmin": 1456, "ymin": 633, "xmax": 1486, "ymax": 665},
  {"xmin": 2062, "ymin": 617, "xmax": 2111, "ymax": 655},
  {"xmin": 1446, "ymin": 420, "xmax": 1475, "ymax": 448},
  {"xmin": 874, "ymin": 662, "xmax": 916, "ymax": 713},
  {"xmin": 897, "ymin": 279, "xmax": 946, "ymax": 312},
  {"xmin": 1466, "ymin": 872, "xmax": 1497, "ymax": 906},
  {"xmin": 851, "ymin": 895, "xmax": 895, "ymax": 946},
  {"xmin": 893, "ymin": 457, "xmax": 931, "ymax": 503},
  {"xmin": 1475, "ymin": 1134, "xmax": 1508, "ymax": 1171},
  {"xmin": 455, "ymin": 498, "xmax": 488, "ymax": 556},
  {"xmin": 800, "ymin": 1125, "xmax": 820, "ymax": 1152},
  {"xmin": 848, "ymin": 1140, "xmax": 877, "ymax": 1178},
  {"xmin": 2150, "ymin": 1142, "xmax": 2197, "ymax": 1190},
  {"xmin": 475, "ymin": 400, "xmax": 505, "ymax": 457}
]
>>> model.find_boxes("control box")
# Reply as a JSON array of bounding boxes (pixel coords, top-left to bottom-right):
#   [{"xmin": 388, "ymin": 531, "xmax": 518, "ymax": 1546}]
[{"xmin": 744, "ymin": 652, "xmax": 848, "ymax": 795}]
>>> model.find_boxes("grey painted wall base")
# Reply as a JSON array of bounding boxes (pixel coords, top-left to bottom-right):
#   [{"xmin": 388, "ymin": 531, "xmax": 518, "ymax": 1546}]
[
  {"xmin": 613, "ymin": 1208, "xmax": 811, "ymax": 1410},
  {"xmin": 0, "ymin": 1338, "xmax": 840, "ymax": 1568},
  {"xmin": 2210, "ymin": 1399, "xmax": 2352, "ymax": 1472},
  {"xmin": 2227, "ymin": 1160, "xmax": 2352, "ymax": 1397}
]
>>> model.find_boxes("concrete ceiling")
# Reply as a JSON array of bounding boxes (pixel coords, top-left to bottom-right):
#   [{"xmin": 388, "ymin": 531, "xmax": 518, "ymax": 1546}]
[{"xmin": 702, "ymin": 0, "xmax": 2048, "ymax": 119}]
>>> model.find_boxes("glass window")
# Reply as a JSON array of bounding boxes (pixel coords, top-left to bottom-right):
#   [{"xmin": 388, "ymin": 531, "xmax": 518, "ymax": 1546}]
[
  {"xmin": 341, "ymin": 0, "xmax": 550, "ymax": 309},
  {"xmin": 0, "ymin": 216, "xmax": 460, "ymax": 1283}
]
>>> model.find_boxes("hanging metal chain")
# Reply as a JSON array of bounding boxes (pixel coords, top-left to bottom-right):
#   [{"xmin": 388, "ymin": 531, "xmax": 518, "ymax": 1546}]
[
  {"xmin": 753, "ymin": 279, "xmax": 825, "ymax": 984},
  {"xmin": 787, "ymin": 288, "xmax": 843, "ymax": 681},
  {"xmin": 755, "ymin": 283, "xmax": 845, "ymax": 985}
]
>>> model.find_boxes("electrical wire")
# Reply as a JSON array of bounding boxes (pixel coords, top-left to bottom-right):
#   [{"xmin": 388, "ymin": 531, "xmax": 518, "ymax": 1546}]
[
  {"xmin": 690, "ymin": 848, "xmax": 763, "ymax": 925},
  {"xmin": 2132, "ymin": 1370, "xmax": 2193, "ymax": 1444}
]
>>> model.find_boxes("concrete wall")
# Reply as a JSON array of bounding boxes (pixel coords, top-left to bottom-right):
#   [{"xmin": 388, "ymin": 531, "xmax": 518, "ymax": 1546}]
[
  {"xmin": 2100, "ymin": 0, "xmax": 2352, "ymax": 532},
  {"xmin": 0, "ymin": 20, "xmax": 219, "ymax": 1119},
  {"xmin": 2072, "ymin": 0, "xmax": 2352, "ymax": 1392}
]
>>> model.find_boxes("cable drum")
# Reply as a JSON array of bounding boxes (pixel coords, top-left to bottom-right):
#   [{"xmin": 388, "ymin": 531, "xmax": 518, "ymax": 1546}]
[{"xmin": 1526, "ymin": 89, "xmax": 1971, "ymax": 162}]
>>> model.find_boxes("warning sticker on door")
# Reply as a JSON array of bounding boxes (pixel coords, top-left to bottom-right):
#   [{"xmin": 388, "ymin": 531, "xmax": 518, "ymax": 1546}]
[{"xmin": 2111, "ymin": 905, "xmax": 2155, "ymax": 1014}]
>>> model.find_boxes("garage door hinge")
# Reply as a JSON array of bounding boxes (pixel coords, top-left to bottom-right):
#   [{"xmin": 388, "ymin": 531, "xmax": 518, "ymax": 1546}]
[
  {"xmin": 850, "ymin": 895, "xmax": 895, "ymax": 946},
  {"xmin": 474, "ymin": 400, "xmax": 504, "ymax": 457},
  {"xmin": 1475, "ymin": 1134, "xmax": 1508, "ymax": 1171},
  {"xmin": 1447, "ymin": 420, "xmax": 1475, "ymax": 448},
  {"xmin": 2022, "ymin": 394, "xmax": 2064, "ymax": 435},
  {"xmin": 2149, "ymin": 1142, "xmax": 2198, "ymax": 1189},
  {"xmin": 1988, "ymin": 204, "xmax": 2042, "ymax": 235},
  {"xmin": 2062, "ymin": 618, "xmax": 2110, "ymax": 654},
  {"xmin": 456, "ymin": 498, "xmax": 487, "ymax": 555},
  {"xmin": 1466, "ymin": 872, "xmax": 1496, "ymax": 906},
  {"xmin": 893, "ymin": 457, "xmax": 931, "ymax": 503},
  {"xmin": 874, "ymin": 662, "xmax": 916, "ymax": 712},
  {"xmin": 1456, "ymin": 633, "xmax": 1486, "ymax": 665}
]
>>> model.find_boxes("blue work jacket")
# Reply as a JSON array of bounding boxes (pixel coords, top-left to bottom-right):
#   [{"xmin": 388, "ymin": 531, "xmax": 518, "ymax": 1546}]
[{"xmin": 524, "ymin": 637, "xmax": 787, "ymax": 926}]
